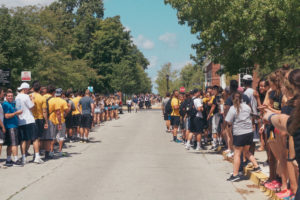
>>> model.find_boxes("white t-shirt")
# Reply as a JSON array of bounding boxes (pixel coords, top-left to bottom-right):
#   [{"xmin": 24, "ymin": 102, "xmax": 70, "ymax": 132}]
[
  {"xmin": 193, "ymin": 98, "xmax": 203, "ymax": 118},
  {"xmin": 0, "ymin": 104, "xmax": 3, "ymax": 123},
  {"xmin": 15, "ymin": 93, "xmax": 35, "ymax": 126},
  {"xmin": 225, "ymin": 103, "xmax": 253, "ymax": 136},
  {"xmin": 126, "ymin": 100, "xmax": 132, "ymax": 105}
]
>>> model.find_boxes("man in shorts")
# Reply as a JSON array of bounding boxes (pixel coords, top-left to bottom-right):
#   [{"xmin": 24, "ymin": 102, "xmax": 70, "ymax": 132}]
[
  {"xmin": 31, "ymin": 82, "xmax": 48, "ymax": 158},
  {"xmin": 72, "ymin": 92, "xmax": 82, "ymax": 140},
  {"xmin": 78, "ymin": 89, "xmax": 94, "ymax": 143},
  {"xmin": 207, "ymin": 85, "xmax": 222, "ymax": 151},
  {"xmin": 171, "ymin": 90, "xmax": 181, "ymax": 143},
  {"xmin": 162, "ymin": 92, "xmax": 171, "ymax": 132},
  {"xmin": 16, "ymin": 83, "xmax": 43, "ymax": 164},
  {"xmin": 55, "ymin": 89, "xmax": 69, "ymax": 156},
  {"xmin": 65, "ymin": 90, "xmax": 75, "ymax": 142},
  {"xmin": 186, "ymin": 89, "xmax": 205, "ymax": 150},
  {"xmin": 3, "ymin": 91, "xmax": 23, "ymax": 166}
]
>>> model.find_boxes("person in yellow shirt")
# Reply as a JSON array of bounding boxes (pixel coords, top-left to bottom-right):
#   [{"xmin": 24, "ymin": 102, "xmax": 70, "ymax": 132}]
[
  {"xmin": 32, "ymin": 82, "xmax": 48, "ymax": 161},
  {"xmin": 171, "ymin": 90, "xmax": 181, "ymax": 142},
  {"xmin": 72, "ymin": 92, "xmax": 82, "ymax": 140}
]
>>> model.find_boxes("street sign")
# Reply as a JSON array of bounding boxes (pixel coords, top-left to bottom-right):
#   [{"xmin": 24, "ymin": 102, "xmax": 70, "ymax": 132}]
[
  {"xmin": 21, "ymin": 71, "xmax": 31, "ymax": 81},
  {"xmin": 0, "ymin": 69, "xmax": 11, "ymax": 86},
  {"xmin": 180, "ymin": 87, "xmax": 185, "ymax": 93}
]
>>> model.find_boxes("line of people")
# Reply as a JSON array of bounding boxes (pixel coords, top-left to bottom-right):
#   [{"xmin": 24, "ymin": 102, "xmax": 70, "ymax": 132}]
[
  {"xmin": 0, "ymin": 81, "xmax": 121, "ymax": 167},
  {"xmin": 162, "ymin": 66, "xmax": 300, "ymax": 200}
]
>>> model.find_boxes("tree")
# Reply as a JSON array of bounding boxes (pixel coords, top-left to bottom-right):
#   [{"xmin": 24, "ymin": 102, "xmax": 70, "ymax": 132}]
[
  {"xmin": 165, "ymin": 0, "xmax": 300, "ymax": 74},
  {"xmin": 155, "ymin": 63, "xmax": 179, "ymax": 96}
]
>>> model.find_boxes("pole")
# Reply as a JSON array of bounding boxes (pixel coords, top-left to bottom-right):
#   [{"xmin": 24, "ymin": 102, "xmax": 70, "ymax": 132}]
[{"xmin": 166, "ymin": 74, "xmax": 169, "ymax": 92}]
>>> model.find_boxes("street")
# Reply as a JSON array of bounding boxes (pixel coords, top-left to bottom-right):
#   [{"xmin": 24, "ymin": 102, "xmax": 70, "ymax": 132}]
[{"xmin": 0, "ymin": 111, "xmax": 266, "ymax": 200}]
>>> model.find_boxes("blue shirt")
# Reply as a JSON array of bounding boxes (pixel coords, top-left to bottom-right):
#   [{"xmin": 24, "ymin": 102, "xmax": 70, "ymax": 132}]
[{"xmin": 2, "ymin": 101, "xmax": 18, "ymax": 129}]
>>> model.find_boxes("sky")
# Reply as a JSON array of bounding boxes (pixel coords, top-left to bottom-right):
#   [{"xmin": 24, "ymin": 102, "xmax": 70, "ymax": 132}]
[{"xmin": 0, "ymin": 0, "xmax": 198, "ymax": 93}]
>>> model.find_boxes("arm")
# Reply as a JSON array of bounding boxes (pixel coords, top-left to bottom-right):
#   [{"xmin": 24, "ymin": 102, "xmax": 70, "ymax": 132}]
[
  {"xmin": 5, "ymin": 110, "xmax": 22, "ymax": 119},
  {"xmin": 263, "ymin": 110, "xmax": 289, "ymax": 133},
  {"xmin": 91, "ymin": 103, "xmax": 95, "ymax": 116},
  {"xmin": 77, "ymin": 104, "xmax": 82, "ymax": 115},
  {"xmin": 43, "ymin": 108, "xmax": 48, "ymax": 129},
  {"xmin": 56, "ymin": 109, "xmax": 62, "ymax": 130},
  {"xmin": 254, "ymin": 90, "xmax": 261, "ymax": 107},
  {"xmin": 207, "ymin": 104, "xmax": 216, "ymax": 120},
  {"xmin": 0, "ymin": 120, "xmax": 5, "ymax": 133}
]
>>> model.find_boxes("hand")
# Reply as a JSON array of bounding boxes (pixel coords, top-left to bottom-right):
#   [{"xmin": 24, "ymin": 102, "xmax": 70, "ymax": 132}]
[
  {"xmin": 44, "ymin": 123, "xmax": 48, "ymax": 129},
  {"xmin": 2, "ymin": 127, "xmax": 5, "ymax": 134},
  {"xmin": 57, "ymin": 124, "xmax": 62, "ymax": 131},
  {"xmin": 262, "ymin": 109, "xmax": 274, "ymax": 123},
  {"xmin": 15, "ymin": 110, "xmax": 23, "ymax": 115},
  {"xmin": 259, "ymin": 126, "xmax": 264, "ymax": 135}
]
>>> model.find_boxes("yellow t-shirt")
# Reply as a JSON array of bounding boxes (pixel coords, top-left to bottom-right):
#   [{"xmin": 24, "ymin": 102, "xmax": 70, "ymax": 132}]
[
  {"xmin": 72, "ymin": 96, "xmax": 82, "ymax": 115},
  {"xmin": 32, "ymin": 92, "xmax": 47, "ymax": 120},
  {"xmin": 48, "ymin": 97, "xmax": 68, "ymax": 125},
  {"xmin": 171, "ymin": 97, "xmax": 180, "ymax": 116}
]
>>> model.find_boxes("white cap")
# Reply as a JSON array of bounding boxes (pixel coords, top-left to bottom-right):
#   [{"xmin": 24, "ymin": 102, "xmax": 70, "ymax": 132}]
[
  {"xmin": 242, "ymin": 74, "xmax": 253, "ymax": 81},
  {"xmin": 18, "ymin": 82, "xmax": 30, "ymax": 91}
]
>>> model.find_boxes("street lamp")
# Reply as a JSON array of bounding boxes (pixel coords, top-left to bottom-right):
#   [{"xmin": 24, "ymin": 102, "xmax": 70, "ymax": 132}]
[{"xmin": 166, "ymin": 74, "xmax": 169, "ymax": 92}]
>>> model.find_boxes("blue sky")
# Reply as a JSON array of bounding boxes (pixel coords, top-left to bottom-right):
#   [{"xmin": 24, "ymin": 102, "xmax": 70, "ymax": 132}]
[
  {"xmin": 104, "ymin": 0, "xmax": 198, "ymax": 92},
  {"xmin": 1, "ymin": 0, "xmax": 198, "ymax": 93}
]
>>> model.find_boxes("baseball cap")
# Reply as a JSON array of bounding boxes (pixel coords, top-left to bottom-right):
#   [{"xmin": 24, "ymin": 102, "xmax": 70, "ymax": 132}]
[
  {"xmin": 242, "ymin": 74, "xmax": 253, "ymax": 81},
  {"xmin": 18, "ymin": 82, "xmax": 30, "ymax": 91},
  {"xmin": 55, "ymin": 88, "xmax": 63, "ymax": 97}
]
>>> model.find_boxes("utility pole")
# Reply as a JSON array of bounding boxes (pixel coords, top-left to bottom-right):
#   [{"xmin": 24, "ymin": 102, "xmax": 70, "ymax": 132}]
[{"xmin": 166, "ymin": 74, "xmax": 169, "ymax": 92}]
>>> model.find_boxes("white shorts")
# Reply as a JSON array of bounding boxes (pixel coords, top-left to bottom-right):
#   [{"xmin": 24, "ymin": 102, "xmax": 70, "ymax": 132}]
[{"xmin": 212, "ymin": 113, "xmax": 221, "ymax": 134}]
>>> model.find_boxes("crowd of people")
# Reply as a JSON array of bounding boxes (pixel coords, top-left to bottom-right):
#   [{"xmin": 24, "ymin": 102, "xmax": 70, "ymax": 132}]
[
  {"xmin": 126, "ymin": 94, "xmax": 161, "ymax": 113},
  {"xmin": 0, "ymin": 81, "xmax": 122, "ymax": 167},
  {"xmin": 162, "ymin": 66, "xmax": 300, "ymax": 200}
]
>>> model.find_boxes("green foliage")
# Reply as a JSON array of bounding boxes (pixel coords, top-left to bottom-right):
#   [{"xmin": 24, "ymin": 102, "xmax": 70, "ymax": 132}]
[
  {"xmin": 165, "ymin": 0, "xmax": 300, "ymax": 75},
  {"xmin": 0, "ymin": 0, "xmax": 151, "ymax": 93}
]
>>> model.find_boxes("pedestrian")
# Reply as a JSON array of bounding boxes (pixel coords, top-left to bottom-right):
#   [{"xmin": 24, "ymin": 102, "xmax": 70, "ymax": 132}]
[
  {"xmin": 170, "ymin": 90, "xmax": 181, "ymax": 143},
  {"xmin": 126, "ymin": 98, "xmax": 132, "ymax": 113},
  {"xmin": 78, "ymin": 89, "xmax": 94, "ymax": 143},
  {"xmin": 162, "ymin": 92, "xmax": 171, "ymax": 132}
]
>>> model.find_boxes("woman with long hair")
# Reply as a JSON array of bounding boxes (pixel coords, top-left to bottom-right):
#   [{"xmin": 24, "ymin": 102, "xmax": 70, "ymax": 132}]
[
  {"xmin": 94, "ymin": 94, "xmax": 101, "ymax": 126},
  {"xmin": 263, "ymin": 69, "xmax": 300, "ymax": 199},
  {"xmin": 225, "ymin": 92, "xmax": 261, "ymax": 182}
]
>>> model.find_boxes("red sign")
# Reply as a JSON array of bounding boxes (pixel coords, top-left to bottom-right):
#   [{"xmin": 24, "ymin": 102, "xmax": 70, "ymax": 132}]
[
  {"xmin": 180, "ymin": 87, "xmax": 186, "ymax": 93},
  {"xmin": 21, "ymin": 71, "xmax": 31, "ymax": 81}
]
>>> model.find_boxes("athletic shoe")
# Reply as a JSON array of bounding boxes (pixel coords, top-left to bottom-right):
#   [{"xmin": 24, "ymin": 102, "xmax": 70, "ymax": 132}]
[
  {"xmin": 276, "ymin": 189, "xmax": 293, "ymax": 199},
  {"xmin": 227, "ymin": 175, "xmax": 240, "ymax": 182},
  {"xmin": 264, "ymin": 180, "xmax": 282, "ymax": 190},
  {"xmin": 22, "ymin": 158, "xmax": 27, "ymax": 165},
  {"xmin": 230, "ymin": 171, "xmax": 243, "ymax": 176},
  {"xmin": 185, "ymin": 144, "xmax": 191, "ymax": 150},
  {"xmin": 57, "ymin": 152, "xmax": 64, "ymax": 157},
  {"xmin": 34, "ymin": 157, "xmax": 44, "ymax": 164},
  {"xmin": 224, "ymin": 149, "xmax": 231, "ymax": 154},
  {"xmin": 174, "ymin": 139, "xmax": 182, "ymax": 143},
  {"xmin": 196, "ymin": 146, "xmax": 201, "ymax": 151},
  {"xmin": 12, "ymin": 160, "xmax": 23, "ymax": 167},
  {"xmin": 227, "ymin": 152, "xmax": 234, "ymax": 158},
  {"xmin": 252, "ymin": 166, "xmax": 262, "ymax": 172},
  {"xmin": 210, "ymin": 145, "xmax": 218, "ymax": 151},
  {"xmin": 4, "ymin": 160, "xmax": 13, "ymax": 167}
]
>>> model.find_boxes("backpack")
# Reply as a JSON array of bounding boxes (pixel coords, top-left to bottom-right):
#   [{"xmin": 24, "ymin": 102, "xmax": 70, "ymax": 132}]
[
  {"xmin": 187, "ymin": 98, "xmax": 197, "ymax": 117},
  {"xmin": 179, "ymin": 101, "xmax": 186, "ymax": 116},
  {"xmin": 164, "ymin": 98, "xmax": 172, "ymax": 115}
]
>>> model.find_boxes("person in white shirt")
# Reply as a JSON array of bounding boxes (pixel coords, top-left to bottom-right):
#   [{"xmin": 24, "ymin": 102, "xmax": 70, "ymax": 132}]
[
  {"xmin": 126, "ymin": 98, "xmax": 132, "ymax": 113},
  {"xmin": 16, "ymin": 83, "xmax": 44, "ymax": 164},
  {"xmin": 185, "ymin": 89, "xmax": 205, "ymax": 151}
]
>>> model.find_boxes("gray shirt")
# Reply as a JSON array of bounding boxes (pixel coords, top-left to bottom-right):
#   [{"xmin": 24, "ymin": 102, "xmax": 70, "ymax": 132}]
[
  {"xmin": 79, "ymin": 96, "xmax": 94, "ymax": 115},
  {"xmin": 162, "ymin": 97, "xmax": 170, "ymax": 110},
  {"xmin": 225, "ymin": 103, "xmax": 253, "ymax": 136}
]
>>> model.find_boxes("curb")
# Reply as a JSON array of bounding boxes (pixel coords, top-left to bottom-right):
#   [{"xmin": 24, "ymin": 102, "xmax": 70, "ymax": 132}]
[{"xmin": 221, "ymin": 151, "xmax": 283, "ymax": 200}]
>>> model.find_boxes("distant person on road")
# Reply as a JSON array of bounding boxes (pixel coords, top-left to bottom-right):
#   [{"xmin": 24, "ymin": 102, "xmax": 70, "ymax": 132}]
[
  {"xmin": 127, "ymin": 98, "xmax": 132, "ymax": 113},
  {"xmin": 132, "ymin": 95, "xmax": 138, "ymax": 113},
  {"xmin": 162, "ymin": 92, "xmax": 171, "ymax": 132},
  {"xmin": 78, "ymin": 89, "xmax": 94, "ymax": 143}
]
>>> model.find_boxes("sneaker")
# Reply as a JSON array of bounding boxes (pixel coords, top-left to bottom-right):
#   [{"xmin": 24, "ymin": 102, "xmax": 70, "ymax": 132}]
[
  {"xmin": 224, "ymin": 149, "xmax": 231, "ymax": 154},
  {"xmin": 34, "ymin": 157, "xmax": 44, "ymax": 164},
  {"xmin": 83, "ymin": 140, "xmax": 87, "ymax": 144},
  {"xmin": 196, "ymin": 146, "xmax": 201, "ymax": 151},
  {"xmin": 227, "ymin": 152, "xmax": 234, "ymax": 158},
  {"xmin": 252, "ymin": 166, "xmax": 262, "ymax": 172},
  {"xmin": 227, "ymin": 174, "xmax": 240, "ymax": 182},
  {"xmin": 276, "ymin": 189, "xmax": 293, "ymax": 199},
  {"xmin": 230, "ymin": 171, "xmax": 243, "ymax": 176},
  {"xmin": 185, "ymin": 144, "xmax": 191, "ymax": 150},
  {"xmin": 4, "ymin": 160, "xmax": 13, "ymax": 167},
  {"xmin": 79, "ymin": 139, "xmax": 83, "ymax": 143},
  {"xmin": 174, "ymin": 139, "xmax": 182, "ymax": 143},
  {"xmin": 12, "ymin": 160, "xmax": 23, "ymax": 167},
  {"xmin": 22, "ymin": 158, "xmax": 27, "ymax": 165},
  {"xmin": 210, "ymin": 145, "xmax": 217, "ymax": 151}
]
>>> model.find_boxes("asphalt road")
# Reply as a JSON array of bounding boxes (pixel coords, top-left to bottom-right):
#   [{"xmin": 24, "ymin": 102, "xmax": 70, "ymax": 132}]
[{"xmin": 0, "ymin": 110, "xmax": 266, "ymax": 200}]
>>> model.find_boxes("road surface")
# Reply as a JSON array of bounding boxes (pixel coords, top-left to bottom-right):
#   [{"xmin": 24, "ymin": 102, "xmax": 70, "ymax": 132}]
[{"xmin": 0, "ymin": 110, "xmax": 266, "ymax": 200}]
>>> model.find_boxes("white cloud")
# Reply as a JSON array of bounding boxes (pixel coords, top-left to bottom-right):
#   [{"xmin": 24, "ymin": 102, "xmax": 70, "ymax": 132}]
[
  {"xmin": 172, "ymin": 60, "xmax": 193, "ymax": 70},
  {"xmin": 159, "ymin": 32, "xmax": 177, "ymax": 47},
  {"xmin": 0, "ymin": 0, "xmax": 56, "ymax": 7},
  {"xmin": 124, "ymin": 26, "xmax": 130, "ymax": 32},
  {"xmin": 148, "ymin": 56, "xmax": 158, "ymax": 68},
  {"xmin": 133, "ymin": 35, "xmax": 155, "ymax": 50}
]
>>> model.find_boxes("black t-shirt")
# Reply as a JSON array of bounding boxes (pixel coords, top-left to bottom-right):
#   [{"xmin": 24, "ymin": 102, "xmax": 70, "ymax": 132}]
[
  {"xmin": 281, "ymin": 105, "xmax": 294, "ymax": 115},
  {"xmin": 269, "ymin": 90, "xmax": 282, "ymax": 110},
  {"xmin": 287, "ymin": 118, "xmax": 300, "ymax": 173},
  {"xmin": 212, "ymin": 96, "xmax": 220, "ymax": 114},
  {"xmin": 225, "ymin": 94, "xmax": 250, "ymax": 106}
]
